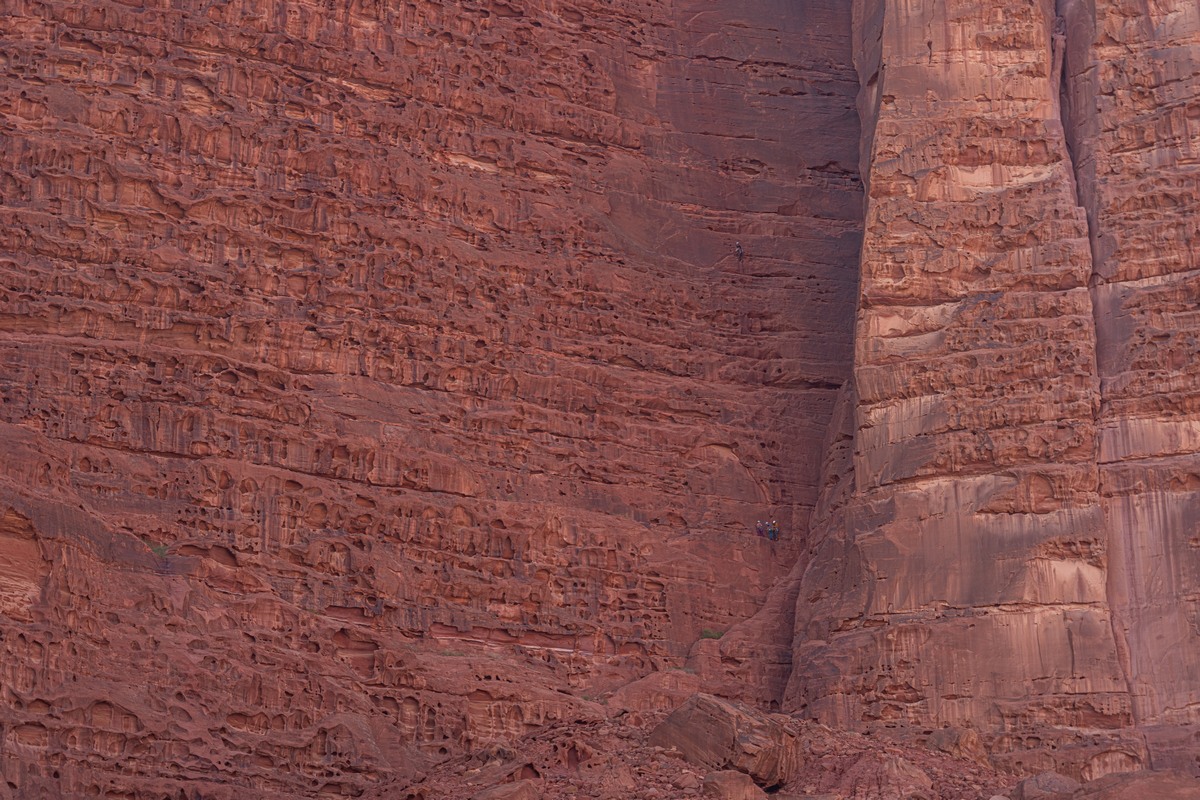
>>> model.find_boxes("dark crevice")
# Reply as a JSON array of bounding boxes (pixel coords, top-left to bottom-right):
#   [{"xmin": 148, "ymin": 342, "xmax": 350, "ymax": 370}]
[{"xmin": 1055, "ymin": 0, "xmax": 1143, "ymax": 745}]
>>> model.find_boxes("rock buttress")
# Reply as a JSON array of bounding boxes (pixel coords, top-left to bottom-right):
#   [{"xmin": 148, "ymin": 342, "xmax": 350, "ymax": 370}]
[
  {"xmin": 785, "ymin": 0, "xmax": 1200, "ymax": 781},
  {"xmin": 786, "ymin": 0, "xmax": 1143, "ymax": 779},
  {"xmin": 1061, "ymin": 0, "xmax": 1200, "ymax": 772}
]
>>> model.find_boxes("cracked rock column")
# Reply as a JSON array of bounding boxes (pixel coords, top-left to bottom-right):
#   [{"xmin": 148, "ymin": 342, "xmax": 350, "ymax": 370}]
[
  {"xmin": 1061, "ymin": 0, "xmax": 1200, "ymax": 771},
  {"xmin": 786, "ymin": 0, "xmax": 1146, "ymax": 778}
]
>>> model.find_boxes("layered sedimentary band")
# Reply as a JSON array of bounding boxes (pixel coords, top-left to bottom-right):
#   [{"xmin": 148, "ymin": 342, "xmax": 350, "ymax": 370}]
[
  {"xmin": 784, "ymin": 0, "xmax": 1200, "ymax": 780},
  {"xmin": 2, "ymin": 0, "xmax": 1199, "ymax": 796},
  {"xmin": 0, "ymin": 1, "xmax": 861, "ymax": 795}
]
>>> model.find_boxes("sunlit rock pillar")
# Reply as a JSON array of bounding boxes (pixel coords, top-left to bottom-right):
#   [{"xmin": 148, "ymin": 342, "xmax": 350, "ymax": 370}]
[
  {"xmin": 786, "ymin": 0, "xmax": 1147, "ymax": 778},
  {"xmin": 1061, "ymin": 0, "xmax": 1200, "ymax": 772}
]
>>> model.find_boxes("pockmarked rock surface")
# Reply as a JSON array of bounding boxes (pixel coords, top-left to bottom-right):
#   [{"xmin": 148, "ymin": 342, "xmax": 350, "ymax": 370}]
[
  {"xmin": 703, "ymin": 770, "xmax": 769, "ymax": 800},
  {"xmin": 648, "ymin": 694, "xmax": 803, "ymax": 788},
  {"xmin": 397, "ymin": 693, "xmax": 1008, "ymax": 800},
  {"xmin": 4, "ymin": 0, "xmax": 1200, "ymax": 797},
  {"xmin": 0, "ymin": 0, "xmax": 862, "ymax": 797},
  {"xmin": 771, "ymin": 0, "xmax": 1200, "ymax": 783},
  {"xmin": 1012, "ymin": 768, "xmax": 1200, "ymax": 800},
  {"xmin": 1060, "ymin": 0, "xmax": 1200, "ymax": 773},
  {"xmin": 1064, "ymin": 770, "xmax": 1200, "ymax": 800}
]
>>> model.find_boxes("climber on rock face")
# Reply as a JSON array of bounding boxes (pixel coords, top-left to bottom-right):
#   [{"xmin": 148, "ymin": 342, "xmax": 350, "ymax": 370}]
[
  {"xmin": 735, "ymin": 241, "xmax": 744, "ymax": 264},
  {"xmin": 1052, "ymin": 16, "xmax": 1067, "ymax": 95}
]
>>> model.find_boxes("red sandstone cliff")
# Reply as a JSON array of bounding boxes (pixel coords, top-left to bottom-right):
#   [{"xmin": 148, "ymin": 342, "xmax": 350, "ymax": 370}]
[
  {"xmin": 1, "ymin": 0, "xmax": 1199, "ymax": 798},
  {"xmin": 0, "ymin": 0, "xmax": 861, "ymax": 796},
  {"xmin": 775, "ymin": 0, "xmax": 1200, "ymax": 782}
]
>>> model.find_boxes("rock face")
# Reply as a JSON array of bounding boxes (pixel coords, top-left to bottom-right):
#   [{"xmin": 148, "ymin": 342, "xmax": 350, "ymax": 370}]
[
  {"xmin": 402, "ymin": 692, "xmax": 1007, "ymax": 799},
  {"xmin": 2, "ymin": 0, "xmax": 1200, "ymax": 796},
  {"xmin": 648, "ymin": 694, "xmax": 803, "ymax": 789},
  {"xmin": 781, "ymin": 0, "xmax": 1200, "ymax": 782},
  {"xmin": 1061, "ymin": 0, "xmax": 1200, "ymax": 771},
  {"xmin": 0, "ymin": 0, "xmax": 862, "ymax": 796}
]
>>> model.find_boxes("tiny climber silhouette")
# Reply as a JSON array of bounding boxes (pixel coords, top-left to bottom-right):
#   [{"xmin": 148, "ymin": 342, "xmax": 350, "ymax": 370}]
[
  {"xmin": 754, "ymin": 519, "xmax": 780, "ymax": 540},
  {"xmin": 735, "ymin": 241, "xmax": 744, "ymax": 264}
]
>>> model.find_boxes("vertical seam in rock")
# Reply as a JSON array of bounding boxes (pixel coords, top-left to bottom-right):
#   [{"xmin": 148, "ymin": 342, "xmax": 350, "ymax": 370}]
[{"xmin": 1055, "ymin": 0, "xmax": 1143, "ymax": 741}]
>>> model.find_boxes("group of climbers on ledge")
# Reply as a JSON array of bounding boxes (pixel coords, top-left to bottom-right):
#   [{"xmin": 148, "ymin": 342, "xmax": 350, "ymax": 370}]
[{"xmin": 754, "ymin": 520, "xmax": 780, "ymax": 540}]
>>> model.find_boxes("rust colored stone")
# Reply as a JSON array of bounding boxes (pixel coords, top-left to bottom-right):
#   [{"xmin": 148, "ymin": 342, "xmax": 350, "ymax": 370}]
[
  {"xmin": 773, "ymin": 0, "xmax": 1200, "ymax": 782},
  {"xmin": 648, "ymin": 693, "xmax": 802, "ymax": 788},
  {"xmin": 398, "ymin": 694, "xmax": 1009, "ymax": 799},
  {"xmin": 3, "ymin": 0, "xmax": 1200, "ymax": 796},
  {"xmin": 703, "ymin": 770, "xmax": 767, "ymax": 800},
  {"xmin": 0, "ymin": 0, "xmax": 861, "ymax": 796}
]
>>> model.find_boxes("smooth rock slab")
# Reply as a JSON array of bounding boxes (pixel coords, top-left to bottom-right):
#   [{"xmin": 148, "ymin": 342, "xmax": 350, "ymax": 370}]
[{"xmin": 648, "ymin": 694, "xmax": 801, "ymax": 789}]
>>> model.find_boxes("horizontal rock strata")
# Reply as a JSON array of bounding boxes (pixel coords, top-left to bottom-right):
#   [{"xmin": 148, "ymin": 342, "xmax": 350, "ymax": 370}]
[
  {"xmin": 783, "ymin": 0, "xmax": 1200, "ymax": 781},
  {"xmin": 0, "ymin": 0, "xmax": 861, "ymax": 796},
  {"xmin": 1062, "ymin": 0, "xmax": 1200, "ymax": 772},
  {"xmin": 3, "ymin": 0, "xmax": 1200, "ymax": 794}
]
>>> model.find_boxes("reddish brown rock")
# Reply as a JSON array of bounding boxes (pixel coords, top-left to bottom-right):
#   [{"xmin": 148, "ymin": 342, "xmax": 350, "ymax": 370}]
[
  {"xmin": 1069, "ymin": 770, "xmax": 1200, "ymax": 800},
  {"xmin": 469, "ymin": 780, "xmax": 542, "ymax": 800},
  {"xmin": 1011, "ymin": 769, "xmax": 1200, "ymax": 800},
  {"xmin": 1015, "ymin": 772, "xmax": 1082, "ymax": 800},
  {"xmin": 3, "ymin": 0, "xmax": 1200, "ymax": 795},
  {"xmin": 396, "ymin": 695, "xmax": 1007, "ymax": 799},
  {"xmin": 785, "ymin": 0, "xmax": 1130, "ymax": 774},
  {"xmin": 607, "ymin": 667, "xmax": 703, "ymax": 715},
  {"xmin": 703, "ymin": 770, "xmax": 767, "ymax": 800},
  {"xmin": 648, "ymin": 693, "xmax": 801, "ymax": 789},
  {"xmin": 837, "ymin": 755, "xmax": 933, "ymax": 800},
  {"xmin": 0, "ymin": 0, "xmax": 862, "ymax": 796},
  {"xmin": 1060, "ymin": 0, "xmax": 1200, "ymax": 774},
  {"xmin": 775, "ymin": 0, "xmax": 1200, "ymax": 781}
]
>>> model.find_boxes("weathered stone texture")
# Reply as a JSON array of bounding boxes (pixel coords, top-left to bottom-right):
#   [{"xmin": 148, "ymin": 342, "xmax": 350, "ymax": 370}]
[
  {"xmin": 4, "ymin": 0, "xmax": 1200, "ymax": 794},
  {"xmin": 787, "ymin": 0, "xmax": 1128, "ymax": 775},
  {"xmin": 402, "ymin": 692, "xmax": 1007, "ymax": 800},
  {"xmin": 1061, "ymin": 0, "xmax": 1200, "ymax": 769},
  {"xmin": 0, "ymin": 0, "xmax": 861, "ymax": 796},
  {"xmin": 781, "ymin": 0, "xmax": 1200, "ymax": 782}
]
